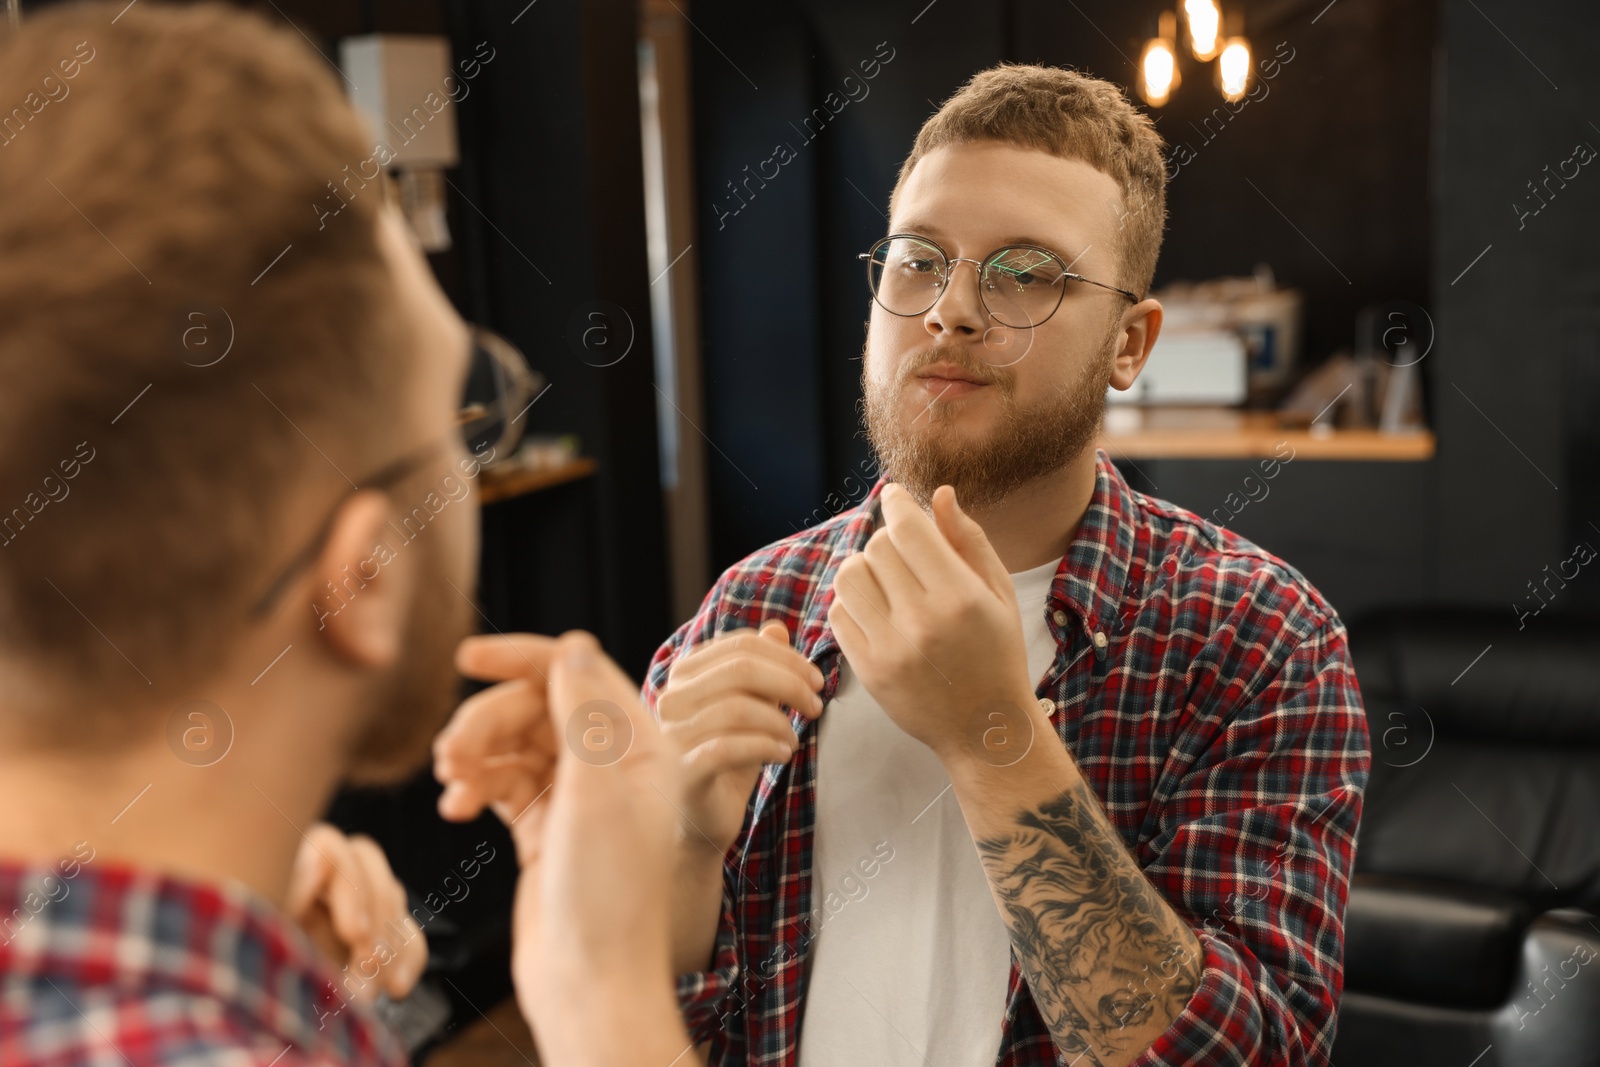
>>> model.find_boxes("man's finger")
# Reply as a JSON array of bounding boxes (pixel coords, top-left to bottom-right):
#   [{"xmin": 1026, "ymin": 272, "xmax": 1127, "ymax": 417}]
[
  {"xmin": 455, "ymin": 633, "xmax": 560, "ymax": 684},
  {"xmin": 931, "ymin": 485, "xmax": 1012, "ymax": 594},
  {"xmin": 681, "ymin": 733, "xmax": 798, "ymax": 782},
  {"xmin": 318, "ymin": 831, "xmax": 373, "ymax": 962},
  {"xmin": 547, "ymin": 631, "xmax": 659, "ymax": 766},
  {"xmin": 434, "ymin": 676, "xmax": 548, "ymax": 774},
  {"xmin": 665, "ymin": 694, "xmax": 799, "ymax": 753},
  {"xmin": 862, "ymin": 526, "xmax": 923, "ymax": 609},
  {"xmin": 438, "ymin": 750, "xmax": 554, "ymax": 822},
  {"xmin": 346, "ymin": 835, "xmax": 401, "ymax": 970},
  {"xmin": 878, "ymin": 481, "xmax": 963, "ymax": 586},
  {"xmin": 663, "ymin": 654, "xmax": 823, "ymax": 724},
  {"xmin": 495, "ymin": 794, "xmax": 550, "ymax": 867},
  {"xmin": 832, "ymin": 556, "xmax": 891, "ymax": 633},
  {"xmin": 487, "ymin": 770, "xmax": 555, "ymax": 835},
  {"xmin": 345, "ymin": 835, "xmax": 423, "ymax": 998},
  {"xmin": 669, "ymin": 625, "xmax": 823, "ymax": 691},
  {"xmin": 827, "ymin": 596, "xmax": 870, "ymax": 660},
  {"xmin": 284, "ymin": 832, "xmax": 331, "ymax": 921},
  {"xmin": 388, "ymin": 916, "xmax": 429, "ymax": 998}
]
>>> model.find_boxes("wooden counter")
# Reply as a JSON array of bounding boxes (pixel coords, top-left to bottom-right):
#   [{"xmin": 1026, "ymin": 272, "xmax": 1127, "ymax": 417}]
[{"xmin": 1099, "ymin": 406, "xmax": 1435, "ymax": 461}]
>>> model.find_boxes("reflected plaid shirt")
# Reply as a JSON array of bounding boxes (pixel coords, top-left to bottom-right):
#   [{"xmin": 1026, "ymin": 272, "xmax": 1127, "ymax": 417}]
[
  {"xmin": 0, "ymin": 857, "xmax": 408, "ymax": 1067},
  {"xmin": 643, "ymin": 449, "xmax": 1370, "ymax": 1067}
]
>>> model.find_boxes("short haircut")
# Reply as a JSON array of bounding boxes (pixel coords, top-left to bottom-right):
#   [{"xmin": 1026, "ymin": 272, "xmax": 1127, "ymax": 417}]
[
  {"xmin": 0, "ymin": 1, "xmax": 415, "ymax": 735},
  {"xmin": 890, "ymin": 63, "xmax": 1168, "ymax": 299}
]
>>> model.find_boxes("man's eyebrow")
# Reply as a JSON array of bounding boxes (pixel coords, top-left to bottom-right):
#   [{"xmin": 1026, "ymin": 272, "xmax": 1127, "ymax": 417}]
[{"xmin": 895, "ymin": 222, "xmax": 1092, "ymax": 267}]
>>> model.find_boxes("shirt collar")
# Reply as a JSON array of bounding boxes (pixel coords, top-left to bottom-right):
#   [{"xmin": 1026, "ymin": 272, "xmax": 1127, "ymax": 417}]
[
  {"xmin": 0, "ymin": 856, "xmax": 408, "ymax": 1065},
  {"xmin": 805, "ymin": 449, "xmax": 1136, "ymax": 659},
  {"xmin": 1051, "ymin": 449, "xmax": 1138, "ymax": 645}
]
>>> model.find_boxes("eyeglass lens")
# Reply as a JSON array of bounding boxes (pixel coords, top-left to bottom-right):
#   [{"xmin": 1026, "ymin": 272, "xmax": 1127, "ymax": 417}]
[
  {"xmin": 459, "ymin": 328, "xmax": 539, "ymax": 460},
  {"xmin": 867, "ymin": 237, "xmax": 1068, "ymax": 329}
]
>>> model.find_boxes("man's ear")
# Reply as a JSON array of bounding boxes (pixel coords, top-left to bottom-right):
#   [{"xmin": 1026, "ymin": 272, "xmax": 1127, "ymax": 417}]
[
  {"xmin": 309, "ymin": 491, "xmax": 408, "ymax": 669},
  {"xmin": 1107, "ymin": 298, "xmax": 1163, "ymax": 393}
]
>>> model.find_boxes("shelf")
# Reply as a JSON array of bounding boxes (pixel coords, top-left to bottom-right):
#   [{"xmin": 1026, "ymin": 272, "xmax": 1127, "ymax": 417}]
[
  {"xmin": 1100, "ymin": 406, "xmax": 1435, "ymax": 462},
  {"xmin": 478, "ymin": 456, "xmax": 597, "ymax": 504}
]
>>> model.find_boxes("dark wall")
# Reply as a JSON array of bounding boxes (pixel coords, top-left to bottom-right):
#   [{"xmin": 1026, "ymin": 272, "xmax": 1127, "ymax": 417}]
[
  {"xmin": 201, "ymin": 0, "xmax": 677, "ymax": 676},
  {"xmin": 443, "ymin": 0, "xmax": 672, "ymax": 675},
  {"xmin": 1433, "ymin": 0, "xmax": 1600, "ymax": 615},
  {"xmin": 688, "ymin": 0, "xmax": 1438, "ymax": 579},
  {"xmin": 1016, "ymin": 0, "xmax": 1435, "ymax": 373}
]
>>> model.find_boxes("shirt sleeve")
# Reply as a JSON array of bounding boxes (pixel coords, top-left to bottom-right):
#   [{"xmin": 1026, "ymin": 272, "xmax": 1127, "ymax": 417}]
[
  {"xmin": 1132, "ymin": 616, "xmax": 1371, "ymax": 1067},
  {"xmin": 642, "ymin": 573, "xmax": 747, "ymax": 1045},
  {"xmin": 672, "ymin": 882, "xmax": 744, "ymax": 1045},
  {"xmin": 642, "ymin": 565, "xmax": 730, "ymax": 718}
]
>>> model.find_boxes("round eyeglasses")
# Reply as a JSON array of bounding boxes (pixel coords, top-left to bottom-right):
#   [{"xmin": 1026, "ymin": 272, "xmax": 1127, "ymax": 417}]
[
  {"xmin": 859, "ymin": 234, "xmax": 1139, "ymax": 329},
  {"xmin": 460, "ymin": 325, "xmax": 541, "ymax": 460},
  {"xmin": 247, "ymin": 324, "xmax": 539, "ymax": 617}
]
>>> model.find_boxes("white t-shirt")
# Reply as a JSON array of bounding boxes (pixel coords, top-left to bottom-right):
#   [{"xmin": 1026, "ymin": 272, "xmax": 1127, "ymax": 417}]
[{"xmin": 797, "ymin": 555, "xmax": 1063, "ymax": 1066}]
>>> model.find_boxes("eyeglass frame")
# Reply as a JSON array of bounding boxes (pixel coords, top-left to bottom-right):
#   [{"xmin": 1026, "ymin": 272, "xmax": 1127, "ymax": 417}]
[
  {"xmin": 858, "ymin": 232, "xmax": 1141, "ymax": 328},
  {"xmin": 245, "ymin": 439, "xmax": 451, "ymax": 618},
  {"xmin": 247, "ymin": 324, "xmax": 534, "ymax": 618}
]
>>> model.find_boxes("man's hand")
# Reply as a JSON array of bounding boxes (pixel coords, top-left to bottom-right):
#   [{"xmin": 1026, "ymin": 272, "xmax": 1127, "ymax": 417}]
[
  {"xmin": 434, "ymin": 631, "xmax": 697, "ymax": 1065},
  {"xmin": 827, "ymin": 482, "xmax": 1041, "ymax": 764},
  {"xmin": 285, "ymin": 824, "xmax": 428, "ymax": 1003},
  {"xmin": 433, "ymin": 634, "xmax": 560, "ymax": 829},
  {"xmin": 657, "ymin": 621, "xmax": 822, "ymax": 857}
]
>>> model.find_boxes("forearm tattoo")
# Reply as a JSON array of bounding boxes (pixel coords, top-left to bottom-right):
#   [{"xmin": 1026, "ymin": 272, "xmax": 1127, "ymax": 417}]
[{"xmin": 974, "ymin": 778, "xmax": 1201, "ymax": 1065}]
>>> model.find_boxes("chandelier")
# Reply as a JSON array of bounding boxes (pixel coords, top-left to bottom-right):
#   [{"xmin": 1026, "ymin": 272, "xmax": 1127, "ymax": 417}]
[{"xmin": 1139, "ymin": 1, "xmax": 1254, "ymax": 106}]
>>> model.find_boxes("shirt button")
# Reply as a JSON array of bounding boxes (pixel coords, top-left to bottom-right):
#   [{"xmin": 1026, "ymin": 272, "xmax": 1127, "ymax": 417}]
[
  {"xmin": 1037, "ymin": 697, "xmax": 1054, "ymax": 715},
  {"xmin": 1051, "ymin": 609, "xmax": 1068, "ymax": 627},
  {"xmin": 1093, "ymin": 631, "xmax": 1108, "ymax": 650}
]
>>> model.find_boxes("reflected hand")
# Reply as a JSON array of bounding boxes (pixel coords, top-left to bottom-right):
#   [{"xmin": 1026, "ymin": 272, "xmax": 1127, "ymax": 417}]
[
  {"xmin": 657, "ymin": 621, "xmax": 821, "ymax": 856},
  {"xmin": 285, "ymin": 823, "xmax": 428, "ymax": 1002}
]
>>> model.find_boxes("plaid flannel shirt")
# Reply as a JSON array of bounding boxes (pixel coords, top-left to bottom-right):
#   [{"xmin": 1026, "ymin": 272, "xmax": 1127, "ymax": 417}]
[
  {"xmin": 0, "ymin": 856, "xmax": 408, "ymax": 1066},
  {"xmin": 643, "ymin": 449, "xmax": 1370, "ymax": 1067}
]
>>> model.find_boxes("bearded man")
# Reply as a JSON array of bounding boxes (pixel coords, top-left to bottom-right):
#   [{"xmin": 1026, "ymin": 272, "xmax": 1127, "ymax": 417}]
[
  {"xmin": 0, "ymin": 5, "xmax": 497, "ymax": 1062},
  {"xmin": 643, "ymin": 64, "xmax": 1370, "ymax": 1067}
]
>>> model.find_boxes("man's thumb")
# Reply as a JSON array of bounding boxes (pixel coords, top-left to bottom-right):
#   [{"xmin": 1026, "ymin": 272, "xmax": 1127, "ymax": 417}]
[
  {"xmin": 549, "ymin": 631, "xmax": 653, "ymax": 769},
  {"xmin": 932, "ymin": 485, "xmax": 1010, "ymax": 592}
]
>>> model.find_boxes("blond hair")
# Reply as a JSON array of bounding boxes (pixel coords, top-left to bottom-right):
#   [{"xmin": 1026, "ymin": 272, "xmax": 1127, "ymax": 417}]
[
  {"xmin": 890, "ymin": 63, "xmax": 1168, "ymax": 298},
  {"xmin": 0, "ymin": 1, "xmax": 413, "ymax": 724}
]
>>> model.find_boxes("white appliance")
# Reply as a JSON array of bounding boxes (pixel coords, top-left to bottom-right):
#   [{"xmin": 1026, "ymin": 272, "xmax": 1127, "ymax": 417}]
[
  {"xmin": 339, "ymin": 35, "xmax": 460, "ymax": 251},
  {"xmin": 1107, "ymin": 328, "xmax": 1248, "ymax": 405}
]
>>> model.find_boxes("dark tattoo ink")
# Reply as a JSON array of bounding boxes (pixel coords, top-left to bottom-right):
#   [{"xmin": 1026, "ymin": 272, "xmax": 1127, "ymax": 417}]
[{"xmin": 974, "ymin": 778, "xmax": 1202, "ymax": 1063}]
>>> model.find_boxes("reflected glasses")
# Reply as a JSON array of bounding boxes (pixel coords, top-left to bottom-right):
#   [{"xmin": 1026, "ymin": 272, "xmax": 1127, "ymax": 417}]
[
  {"xmin": 859, "ymin": 233, "xmax": 1140, "ymax": 329},
  {"xmin": 459, "ymin": 326, "xmax": 541, "ymax": 460},
  {"xmin": 248, "ymin": 324, "xmax": 539, "ymax": 617}
]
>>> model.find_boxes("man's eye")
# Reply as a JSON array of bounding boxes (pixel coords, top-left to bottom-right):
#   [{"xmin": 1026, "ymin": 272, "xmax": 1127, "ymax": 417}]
[
  {"xmin": 983, "ymin": 270, "xmax": 1028, "ymax": 292},
  {"xmin": 904, "ymin": 257, "xmax": 937, "ymax": 274}
]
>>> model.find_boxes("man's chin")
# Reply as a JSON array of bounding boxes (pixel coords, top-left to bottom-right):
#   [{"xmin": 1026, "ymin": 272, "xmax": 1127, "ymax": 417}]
[
  {"xmin": 340, "ymin": 628, "xmax": 469, "ymax": 787},
  {"xmin": 897, "ymin": 393, "xmax": 999, "ymax": 436}
]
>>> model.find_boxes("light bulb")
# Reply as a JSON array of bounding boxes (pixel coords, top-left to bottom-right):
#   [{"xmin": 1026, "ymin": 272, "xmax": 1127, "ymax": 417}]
[
  {"xmin": 1185, "ymin": 0, "xmax": 1221, "ymax": 61},
  {"xmin": 1140, "ymin": 37, "xmax": 1177, "ymax": 106},
  {"xmin": 1218, "ymin": 38, "xmax": 1251, "ymax": 101}
]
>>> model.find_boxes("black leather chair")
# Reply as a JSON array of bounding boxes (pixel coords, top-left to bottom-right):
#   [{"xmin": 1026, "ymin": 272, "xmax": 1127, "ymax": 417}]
[{"xmin": 1335, "ymin": 606, "xmax": 1600, "ymax": 1067}]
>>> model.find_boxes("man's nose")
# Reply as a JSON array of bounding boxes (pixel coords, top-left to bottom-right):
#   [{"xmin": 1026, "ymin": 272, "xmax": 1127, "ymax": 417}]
[{"xmin": 922, "ymin": 259, "xmax": 988, "ymax": 338}]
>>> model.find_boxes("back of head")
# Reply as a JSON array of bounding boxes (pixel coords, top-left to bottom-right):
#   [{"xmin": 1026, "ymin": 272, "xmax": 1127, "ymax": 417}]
[
  {"xmin": 891, "ymin": 63, "xmax": 1169, "ymax": 299},
  {"xmin": 0, "ymin": 1, "xmax": 411, "ymax": 743}
]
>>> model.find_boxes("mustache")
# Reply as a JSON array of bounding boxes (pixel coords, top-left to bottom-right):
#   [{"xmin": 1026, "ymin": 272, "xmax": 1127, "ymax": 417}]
[{"xmin": 897, "ymin": 345, "xmax": 1005, "ymax": 387}]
